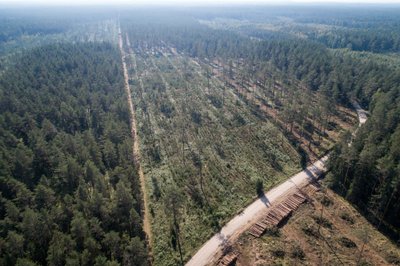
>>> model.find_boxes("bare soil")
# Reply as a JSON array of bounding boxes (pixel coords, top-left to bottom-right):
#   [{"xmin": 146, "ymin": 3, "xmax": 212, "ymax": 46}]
[{"xmin": 233, "ymin": 186, "xmax": 400, "ymax": 266}]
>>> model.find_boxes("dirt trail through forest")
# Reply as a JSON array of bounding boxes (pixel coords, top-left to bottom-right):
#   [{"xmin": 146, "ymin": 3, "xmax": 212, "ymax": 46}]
[{"xmin": 118, "ymin": 26, "xmax": 153, "ymax": 249}]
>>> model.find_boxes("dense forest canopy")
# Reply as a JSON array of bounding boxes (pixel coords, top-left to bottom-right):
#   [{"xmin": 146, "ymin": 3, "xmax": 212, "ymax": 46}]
[
  {"xmin": 0, "ymin": 7, "xmax": 114, "ymax": 42},
  {"xmin": 194, "ymin": 5, "xmax": 400, "ymax": 53},
  {"xmin": 0, "ymin": 43, "xmax": 148, "ymax": 265}
]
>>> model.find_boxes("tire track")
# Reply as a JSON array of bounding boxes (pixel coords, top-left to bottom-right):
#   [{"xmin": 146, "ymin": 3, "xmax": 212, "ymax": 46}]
[{"xmin": 118, "ymin": 25, "xmax": 153, "ymax": 251}]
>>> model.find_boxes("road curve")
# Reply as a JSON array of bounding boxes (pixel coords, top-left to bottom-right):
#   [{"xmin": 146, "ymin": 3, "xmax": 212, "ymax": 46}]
[{"xmin": 186, "ymin": 103, "xmax": 367, "ymax": 266}]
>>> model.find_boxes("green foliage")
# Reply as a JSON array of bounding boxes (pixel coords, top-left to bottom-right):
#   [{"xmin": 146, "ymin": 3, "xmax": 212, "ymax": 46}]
[
  {"xmin": 256, "ymin": 179, "xmax": 264, "ymax": 197},
  {"xmin": 339, "ymin": 237, "xmax": 357, "ymax": 248},
  {"xmin": 312, "ymin": 216, "xmax": 333, "ymax": 229},
  {"xmin": 271, "ymin": 249, "xmax": 285, "ymax": 258},
  {"xmin": 290, "ymin": 244, "xmax": 305, "ymax": 260},
  {"xmin": 125, "ymin": 32, "xmax": 302, "ymax": 264},
  {"xmin": 339, "ymin": 212, "xmax": 354, "ymax": 225},
  {"xmin": 264, "ymin": 226, "xmax": 280, "ymax": 237},
  {"xmin": 0, "ymin": 43, "xmax": 148, "ymax": 265},
  {"xmin": 329, "ymin": 85, "xmax": 400, "ymax": 239},
  {"xmin": 301, "ymin": 224, "xmax": 320, "ymax": 239},
  {"xmin": 2, "ymin": 6, "xmax": 400, "ymax": 266}
]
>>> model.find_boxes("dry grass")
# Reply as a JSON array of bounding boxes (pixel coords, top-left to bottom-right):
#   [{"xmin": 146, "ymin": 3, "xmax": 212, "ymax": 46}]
[{"xmin": 233, "ymin": 185, "xmax": 400, "ymax": 266}]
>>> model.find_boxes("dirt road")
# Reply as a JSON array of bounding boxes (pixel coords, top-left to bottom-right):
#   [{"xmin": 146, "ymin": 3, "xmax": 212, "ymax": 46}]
[
  {"xmin": 186, "ymin": 103, "xmax": 367, "ymax": 266},
  {"xmin": 186, "ymin": 156, "xmax": 328, "ymax": 266},
  {"xmin": 352, "ymin": 100, "xmax": 368, "ymax": 125},
  {"xmin": 118, "ymin": 26, "xmax": 152, "ymax": 246}
]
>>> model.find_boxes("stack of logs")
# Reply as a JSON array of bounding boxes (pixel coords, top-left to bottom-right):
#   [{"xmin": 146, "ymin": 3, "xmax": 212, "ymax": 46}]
[
  {"xmin": 248, "ymin": 192, "xmax": 307, "ymax": 237},
  {"xmin": 302, "ymin": 182, "xmax": 321, "ymax": 195},
  {"xmin": 218, "ymin": 251, "xmax": 239, "ymax": 266}
]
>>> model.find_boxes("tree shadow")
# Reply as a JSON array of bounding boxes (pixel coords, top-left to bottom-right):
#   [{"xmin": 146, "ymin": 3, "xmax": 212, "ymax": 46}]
[
  {"xmin": 304, "ymin": 164, "xmax": 326, "ymax": 183},
  {"xmin": 259, "ymin": 193, "xmax": 271, "ymax": 207},
  {"xmin": 217, "ymin": 232, "xmax": 230, "ymax": 249},
  {"xmin": 298, "ymin": 146, "xmax": 309, "ymax": 169}
]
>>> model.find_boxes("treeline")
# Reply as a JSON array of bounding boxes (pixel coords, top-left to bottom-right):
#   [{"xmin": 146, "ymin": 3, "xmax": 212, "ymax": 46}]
[
  {"xmin": 252, "ymin": 40, "xmax": 400, "ymax": 105},
  {"xmin": 0, "ymin": 8, "xmax": 117, "ymax": 44},
  {"xmin": 192, "ymin": 6, "xmax": 400, "ymax": 53},
  {"xmin": 307, "ymin": 29, "xmax": 400, "ymax": 53},
  {"xmin": 0, "ymin": 43, "xmax": 148, "ymax": 265},
  {"xmin": 329, "ymin": 87, "xmax": 400, "ymax": 240},
  {"xmin": 250, "ymin": 26, "xmax": 400, "ymax": 53},
  {"xmin": 125, "ymin": 18, "xmax": 398, "ymax": 105},
  {"xmin": 291, "ymin": 7, "xmax": 400, "ymax": 29},
  {"xmin": 0, "ymin": 16, "xmax": 65, "ymax": 43}
]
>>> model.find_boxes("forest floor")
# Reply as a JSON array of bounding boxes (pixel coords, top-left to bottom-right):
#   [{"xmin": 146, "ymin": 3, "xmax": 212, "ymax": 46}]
[
  {"xmin": 118, "ymin": 28, "xmax": 153, "ymax": 249},
  {"xmin": 230, "ymin": 185, "xmax": 400, "ymax": 266},
  {"xmin": 199, "ymin": 58, "xmax": 357, "ymax": 163}
]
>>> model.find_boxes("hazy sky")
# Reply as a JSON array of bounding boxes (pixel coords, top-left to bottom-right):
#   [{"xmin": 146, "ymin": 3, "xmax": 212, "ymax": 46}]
[{"xmin": 1, "ymin": 0, "xmax": 400, "ymax": 6}]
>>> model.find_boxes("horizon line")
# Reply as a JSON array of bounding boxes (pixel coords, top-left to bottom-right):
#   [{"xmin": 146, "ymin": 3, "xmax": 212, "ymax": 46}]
[{"xmin": 1, "ymin": 1, "xmax": 400, "ymax": 8}]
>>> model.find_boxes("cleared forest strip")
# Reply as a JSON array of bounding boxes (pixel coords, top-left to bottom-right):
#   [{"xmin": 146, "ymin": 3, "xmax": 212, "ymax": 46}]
[
  {"xmin": 125, "ymin": 45, "xmax": 302, "ymax": 265},
  {"xmin": 118, "ymin": 28, "xmax": 153, "ymax": 248},
  {"xmin": 202, "ymin": 58, "xmax": 355, "ymax": 161},
  {"xmin": 186, "ymin": 102, "xmax": 367, "ymax": 266}
]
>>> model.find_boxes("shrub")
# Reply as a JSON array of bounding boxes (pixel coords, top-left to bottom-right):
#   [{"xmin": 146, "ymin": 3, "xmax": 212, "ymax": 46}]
[
  {"xmin": 191, "ymin": 111, "xmax": 202, "ymax": 125},
  {"xmin": 256, "ymin": 179, "xmax": 264, "ymax": 196},
  {"xmin": 313, "ymin": 216, "xmax": 333, "ymax": 229},
  {"xmin": 265, "ymin": 226, "xmax": 280, "ymax": 237},
  {"xmin": 160, "ymin": 102, "xmax": 174, "ymax": 118},
  {"xmin": 272, "ymin": 249, "xmax": 285, "ymax": 258},
  {"xmin": 320, "ymin": 196, "xmax": 332, "ymax": 207},
  {"xmin": 340, "ymin": 212, "xmax": 354, "ymax": 224},
  {"xmin": 302, "ymin": 225, "xmax": 319, "ymax": 238},
  {"xmin": 339, "ymin": 237, "xmax": 357, "ymax": 248},
  {"xmin": 291, "ymin": 245, "xmax": 305, "ymax": 259},
  {"xmin": 208, "ymin": 95, "xmax": 223, "ymax": 108},
  {"xmin": 386, "ymin": 253, "xmax": 400, "ymax": 265}
]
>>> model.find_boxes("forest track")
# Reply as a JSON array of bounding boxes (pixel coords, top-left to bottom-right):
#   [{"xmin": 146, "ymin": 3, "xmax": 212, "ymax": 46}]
[
  {"xmin": 186, "ymin": 102, "xmax": 367, "ymax": 266},
  {"xmin": 118, "ymin": 27, "xmax": 153, "ymax": 250}
]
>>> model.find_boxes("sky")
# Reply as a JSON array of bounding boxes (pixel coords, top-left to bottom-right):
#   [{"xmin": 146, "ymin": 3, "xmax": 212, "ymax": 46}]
[{"xmin": 1, "ymin": 0, "xmax": 400, "ymax": 6}]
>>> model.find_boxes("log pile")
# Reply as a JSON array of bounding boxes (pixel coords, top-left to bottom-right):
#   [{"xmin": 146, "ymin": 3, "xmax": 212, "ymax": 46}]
[
  {"xmin": 218, "ymin": 251, "xmax": 239, "ymax": 266},
  {"xmin": 248, "ymin": 192, "xmax": 307, "ymax": 237},
  {"xmin": 302, "ymin": 182, "xmax": 321, "ymax": 196}
]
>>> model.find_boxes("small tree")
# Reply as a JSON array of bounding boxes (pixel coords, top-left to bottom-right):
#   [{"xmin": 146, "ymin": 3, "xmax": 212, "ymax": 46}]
[
  {"xmin": 256, "ymin": 179, "xmax": 264, "ymax": 197},
  {"xmin": 164, "ymin": 185, "xmax": 184, "ymax": 265}
]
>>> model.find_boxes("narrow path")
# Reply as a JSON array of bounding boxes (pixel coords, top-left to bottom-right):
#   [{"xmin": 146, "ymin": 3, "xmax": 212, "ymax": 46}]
[
  {"xmin": 118, "ymin": 26, "xmax": 153, "ymax": 248},
  {"xmin": 186, "ymin": 102, "xmax": 367, "ymax": 266}
]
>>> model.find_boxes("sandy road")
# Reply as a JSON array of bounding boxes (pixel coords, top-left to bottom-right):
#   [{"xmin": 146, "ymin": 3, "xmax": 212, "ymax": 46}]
[
  {"xmin": 186, "ymin": 102, "xmax": 367, "ymax": 266},
  {"xmin": 186, "ymin": 156, "xmax": 328, "ymax": 266},
  {"xmin": 118, "ymin": 26, "xmax": 152, "ymax": 246},
  {"xmin": 352, "ymin": 100, "xmax": 368, "ymax": 125}
]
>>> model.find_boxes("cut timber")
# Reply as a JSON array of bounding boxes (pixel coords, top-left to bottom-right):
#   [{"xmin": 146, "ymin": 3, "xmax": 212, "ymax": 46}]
[
  {"xmin": 303, "ymin": 182, "xmax": 321, "ymax": 196},
  {"xmin": 218, "ymin": 251, "xmax": 239, "ymax": 266},
  {"xmin": 247, "ymin": 192, "xmax": 307, "ymax": 237}
]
